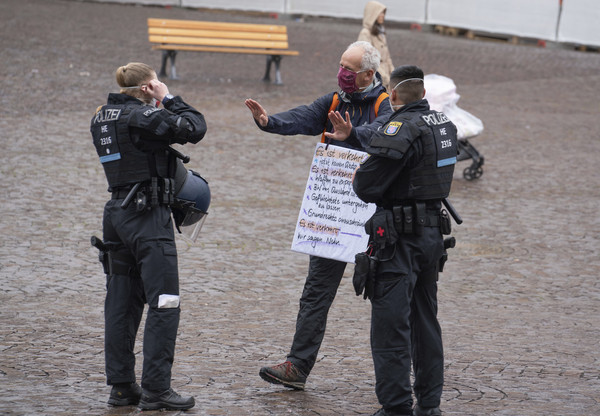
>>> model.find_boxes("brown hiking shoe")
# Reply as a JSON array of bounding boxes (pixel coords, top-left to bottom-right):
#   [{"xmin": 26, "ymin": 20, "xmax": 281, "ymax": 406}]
[{"xmin": 259, "ymin": 361, "xmax": 307, "ymax": 390}]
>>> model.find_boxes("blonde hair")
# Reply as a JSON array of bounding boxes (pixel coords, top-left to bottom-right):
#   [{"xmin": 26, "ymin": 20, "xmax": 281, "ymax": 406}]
[{"xmin": 115, "ymin": 62, "xmax": 155, "ymax": 99}]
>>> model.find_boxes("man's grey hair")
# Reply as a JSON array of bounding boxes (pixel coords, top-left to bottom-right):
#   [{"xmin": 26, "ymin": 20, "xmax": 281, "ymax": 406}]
[{"xmin": 346, "ymin": 41, "xmax": 381, "ymax": 72}]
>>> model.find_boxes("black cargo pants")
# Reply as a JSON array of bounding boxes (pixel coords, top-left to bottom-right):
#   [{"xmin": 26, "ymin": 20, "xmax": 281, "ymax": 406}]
[
  {"xmin": 370, "ymin": 227, "xmax": 445, "ymax": 413},
  {"xmin": 102, "ymin": 199, "xmax": 181, "ymax": 392}
]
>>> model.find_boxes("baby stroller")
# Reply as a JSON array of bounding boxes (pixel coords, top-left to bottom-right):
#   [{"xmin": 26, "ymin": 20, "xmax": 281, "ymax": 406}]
[{"xmin": 424, "ymin": 74, "xmax": 485, "ymax": 180}]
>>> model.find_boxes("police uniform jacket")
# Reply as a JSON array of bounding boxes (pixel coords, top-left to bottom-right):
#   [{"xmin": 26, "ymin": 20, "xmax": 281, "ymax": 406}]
[
  {"xmin": 353, "ymin": 99, "xmax": 457, "ymax": 208},
  {"xmin": 91, "ymin": 93, "xmax": 207, "ymax": 191},
  {"xmin": 257, "ymin": 77, "xmax": 392, "ymax": 151}
]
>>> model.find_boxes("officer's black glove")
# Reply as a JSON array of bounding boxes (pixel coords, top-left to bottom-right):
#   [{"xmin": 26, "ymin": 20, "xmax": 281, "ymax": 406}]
[
  {"xmin": 353, "ymin": 252, "xmax": 378, "ymax": 300},
  {"xmin": 353, "ymin": 252, "xmax": 370, "ymax": 296}
]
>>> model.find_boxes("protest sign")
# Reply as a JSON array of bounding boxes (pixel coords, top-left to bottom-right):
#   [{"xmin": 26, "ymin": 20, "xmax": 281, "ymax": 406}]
[{"xmin": 291, "ymin": 143, "xmax": 376, "ymax": 263}]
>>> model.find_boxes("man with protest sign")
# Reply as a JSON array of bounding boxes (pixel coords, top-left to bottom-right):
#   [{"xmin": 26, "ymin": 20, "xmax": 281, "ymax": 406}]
[{"xmin": 245, "ymin": 40, "xmax": 391, "ymax": 390}]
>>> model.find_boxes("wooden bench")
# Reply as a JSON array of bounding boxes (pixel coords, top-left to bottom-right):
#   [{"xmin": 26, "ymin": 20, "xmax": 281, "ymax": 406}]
[{"xmin": 148, "ymin": 18, "xmax": 300, "ymax": 85}]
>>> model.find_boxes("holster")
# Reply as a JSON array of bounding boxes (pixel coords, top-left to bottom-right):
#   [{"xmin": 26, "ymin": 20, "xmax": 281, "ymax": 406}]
[
  {"xmin": 99, "ymin": 250, "xmax": 112, "ymax": 276},
  {"xmin": 353, "ymin": 252, "xmax": 378, "ymax": 300},
  {"xmin": 91, "ymin": 236, "xmax": 113, "ymax": 275},
  {"xmin": 91, "ymin": 236, "xmax": 139, "ymax": 277},
  {"xmin": 440, "ymin": 209, "xmax": 452, "ymax": 235},
  {"xmin": 439, "ymin": 237, "xmax": 456, "ymax": 273}
]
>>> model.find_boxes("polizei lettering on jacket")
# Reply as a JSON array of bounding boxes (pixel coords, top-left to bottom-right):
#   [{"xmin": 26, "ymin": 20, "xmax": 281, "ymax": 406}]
[
  {"xmin": 421, "ymin": 112, "xmax": 450, "ymax": 126},
  {"xmin": 93, "ymin": 108, "xmax": 122, "ymax": 124}
]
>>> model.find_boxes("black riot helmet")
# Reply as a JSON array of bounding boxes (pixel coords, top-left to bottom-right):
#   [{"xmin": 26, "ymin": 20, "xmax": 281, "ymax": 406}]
[{"xmin": 172, "ymin": 169, "xmax": 211, "ymax": 229}]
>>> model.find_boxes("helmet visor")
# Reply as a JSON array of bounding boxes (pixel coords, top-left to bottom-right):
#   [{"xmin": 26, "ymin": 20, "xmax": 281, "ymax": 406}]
[{"xmin": 177, "ymin": 209, "xmax": 208, "ymax": 243}]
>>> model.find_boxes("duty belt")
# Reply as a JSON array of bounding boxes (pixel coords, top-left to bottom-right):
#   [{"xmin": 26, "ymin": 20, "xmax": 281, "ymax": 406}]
[
  {"xmin": 110, "ymin": 178, "xmax": 175, "ymax": 210},
  {"xmin": 392, "ymin": 202, "xmax": 445, "ymax": 236},
  {"xmin": 111, "ymin": 188, "xmax": 135, "ymax": 199}
]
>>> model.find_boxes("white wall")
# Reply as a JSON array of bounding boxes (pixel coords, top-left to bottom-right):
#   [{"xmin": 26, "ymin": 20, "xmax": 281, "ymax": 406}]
[
  {"xmin": 180, "ymin": 0, "xmax": 427, "ymax": 22},
  {"xmin": 94, "ymin": 0, "xmax": 600, "ymax": 47},
  {"xmin": 181, "ymin": 0, "xmax": 285, "ymax": 13},
  {"xmin": 286, "ymin": 0, "xmax": 427, "ymax": 23},
  {"xmin": 427, "ymin": 0, "xmax": 560, "ymax": 41},
  {"xmin": 557, "ymin": 0, "xmax": 600, "ymax": 46},
  {"xmin": 95, "ymin": 0, "xmax": 179, "ymax": 4}
]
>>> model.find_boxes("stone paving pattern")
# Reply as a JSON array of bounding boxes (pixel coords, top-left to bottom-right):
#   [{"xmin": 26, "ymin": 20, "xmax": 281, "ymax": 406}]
[{"xmin": 1, "ymin": 0, "xmax": 599, "ymax": 415}]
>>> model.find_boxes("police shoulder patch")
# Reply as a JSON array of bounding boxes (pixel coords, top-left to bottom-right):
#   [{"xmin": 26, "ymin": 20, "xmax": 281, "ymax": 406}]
[
  {"xmin": 143, "ymin": 107, "xmax": 160, "ymax": 117},
  {"xmin": 384, "ymin": 121, "xmax": 403, "ymax": 136}
]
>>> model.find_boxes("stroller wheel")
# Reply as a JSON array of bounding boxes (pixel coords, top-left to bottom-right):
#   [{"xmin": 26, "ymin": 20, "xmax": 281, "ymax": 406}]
[
  {"xmin": 463, "ymin": 167, "xmax": 474, "ymax": 180},
  {"xmin": 463, "ymin": 166, "xmax": 483, "ymax": 180}
]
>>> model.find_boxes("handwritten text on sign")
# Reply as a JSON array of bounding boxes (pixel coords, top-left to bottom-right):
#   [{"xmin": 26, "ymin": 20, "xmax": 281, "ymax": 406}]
[{"xmin": 291, "ymin": 144, "xmax": 376, "ymax": 263}]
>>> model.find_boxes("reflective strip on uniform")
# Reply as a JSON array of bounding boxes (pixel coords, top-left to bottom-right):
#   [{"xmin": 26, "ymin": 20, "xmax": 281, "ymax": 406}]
[
  {"xmin": 437, "ymin": 156, "xmax": 457, "ymax": 167},
  {"xmin": 100, "ymin": 153, "xmax": 122, "ymax": 163},
  {"xmin": 158, "ymin": 294, "xmax": 180, "ymax": 309}
]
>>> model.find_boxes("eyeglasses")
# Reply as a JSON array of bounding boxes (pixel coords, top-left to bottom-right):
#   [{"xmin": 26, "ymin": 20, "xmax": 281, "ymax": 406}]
[{"xmin": 339, "ymin": 64, "xmax": 367, "ymax": 74}]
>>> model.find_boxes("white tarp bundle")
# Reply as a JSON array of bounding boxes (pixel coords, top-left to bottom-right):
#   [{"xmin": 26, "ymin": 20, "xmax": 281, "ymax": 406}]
[{"xmin": 424, "ymin": 74, "xmax": 484, "ymax": 140}]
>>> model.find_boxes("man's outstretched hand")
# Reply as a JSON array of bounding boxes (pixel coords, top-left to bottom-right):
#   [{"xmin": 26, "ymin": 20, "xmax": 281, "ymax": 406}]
[
  {"xmin": 323, "ymin": 110, "xmax": 352, "ymax": 141},
  {"xmin": 245, "ymin": 99, "xmax": 269, "ymax": 127}
]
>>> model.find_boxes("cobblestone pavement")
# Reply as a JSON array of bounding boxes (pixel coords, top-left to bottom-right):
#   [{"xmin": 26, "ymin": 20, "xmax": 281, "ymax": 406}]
[{"xmin": 1, "ymin": 0, "xmax": 599, "ymax": 415}]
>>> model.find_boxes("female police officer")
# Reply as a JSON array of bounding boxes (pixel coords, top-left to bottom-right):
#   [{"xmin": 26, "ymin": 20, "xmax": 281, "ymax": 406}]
[{"xmin": 90, "ymin": 62, "xmax": 206, "ymax": 410}]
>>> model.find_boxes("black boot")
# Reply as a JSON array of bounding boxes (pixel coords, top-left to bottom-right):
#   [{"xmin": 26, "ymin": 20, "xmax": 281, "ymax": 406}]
[
  {"xmin": 413, "ymin": 405, "xmax": 441, "ymax": 416},
  {"xmin": 108, "ymin": 382, "xmax": 142, "ymax": 406},
  {"xmin": 138, "ymin": 388, "xmax": 195, "ymax": 411},
  {"xmin": 372, "ymin": 407, "xmax": 412, "ymax": 416}
]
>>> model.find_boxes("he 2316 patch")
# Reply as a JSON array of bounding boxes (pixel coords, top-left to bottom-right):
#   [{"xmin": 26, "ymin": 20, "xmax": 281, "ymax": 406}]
[{"xmin": 384, "ymin": 121, "xmax": 403, "ymax": 136}]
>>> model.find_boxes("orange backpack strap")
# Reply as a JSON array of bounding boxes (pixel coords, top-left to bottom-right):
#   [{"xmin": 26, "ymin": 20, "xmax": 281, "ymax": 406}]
[
  {"xmin": 374, "ymin": 92, "xmax": 389, "ymax": 117},
  {"xmin": 321, "ymin": 93, "xmax": 340, "ymax": 143},
  {"xmin": 320, "ymin": 91, "xmax": 389, "ymax": 143}
]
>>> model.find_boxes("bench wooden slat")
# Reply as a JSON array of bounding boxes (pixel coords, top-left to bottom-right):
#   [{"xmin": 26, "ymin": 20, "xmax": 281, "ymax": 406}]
[
  {"xmin": 147, "ymin": 18, "xmax": 299, "ymax": 83},
  {"xmin": 148, "ymin": 18, "xmax": 287, "ymax": 34},
  {"xmin": 148, "ymin": 27, "xmax": 289, "ymax": 42},
  {"xmin": 152, "ymin": 44, "xmax": 300, "ymax": 56},
  {"xmin": 149, "ymin": 35, "xmax": 289, "ymax": 50}
]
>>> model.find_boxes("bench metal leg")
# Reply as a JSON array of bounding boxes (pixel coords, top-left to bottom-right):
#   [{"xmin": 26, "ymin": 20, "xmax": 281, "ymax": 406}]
[
  {"xmin": 159, "ymin": 50, "xmax": 178, "ymax": 80},
  {"xmin": 263, "ymin": 55, "xmax": 283, "ymax": 85}
]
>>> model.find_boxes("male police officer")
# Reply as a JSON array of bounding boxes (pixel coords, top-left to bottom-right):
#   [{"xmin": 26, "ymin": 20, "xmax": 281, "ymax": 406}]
[
  {"xmin": 245, "ymin": 41, "xmax": 391, "ymax": 390},
  {"xmin": 91, "ymin": 63, "xmax": 206, "ymax": 410},
  {"xmin": 352, "ymin": 65, "xmax": 458, "ymax": 416}
]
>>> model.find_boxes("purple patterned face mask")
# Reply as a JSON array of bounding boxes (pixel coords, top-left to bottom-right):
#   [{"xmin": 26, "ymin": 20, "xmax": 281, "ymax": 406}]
[{"xmin": 337, "ymin": 66, "xmax": 365, "ymax": 94}]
